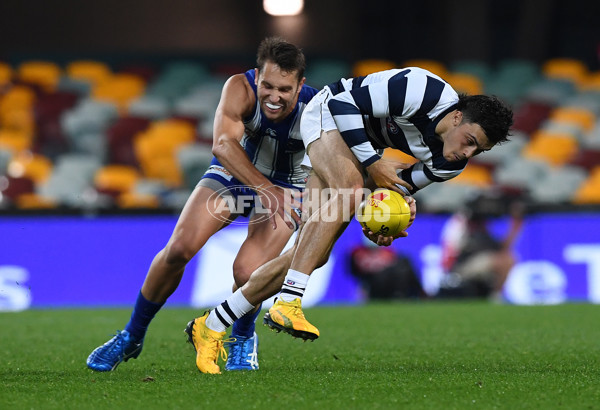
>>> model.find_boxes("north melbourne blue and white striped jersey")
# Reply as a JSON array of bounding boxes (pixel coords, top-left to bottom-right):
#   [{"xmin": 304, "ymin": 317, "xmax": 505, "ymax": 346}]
[
  {"xmin": 241, "ymin": 69, "xmax": 318, "ymax": 188},
  {"xmin": 327, "ymin": 67, "xmax": 467, "ymax": 193}
]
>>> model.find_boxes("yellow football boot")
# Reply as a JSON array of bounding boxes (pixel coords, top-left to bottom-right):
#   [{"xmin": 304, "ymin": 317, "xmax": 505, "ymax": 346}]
[
  {"xmin": 185, "ymin": 313, "xmax": 227, "ymax": 374},
  {"xmin": 263, "ymin": 298, "xmax": 320, "ymax": 340}
]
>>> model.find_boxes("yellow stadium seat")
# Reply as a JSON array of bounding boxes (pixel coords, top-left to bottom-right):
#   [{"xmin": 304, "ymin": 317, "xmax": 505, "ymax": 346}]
[
  {"xmin": 146, "ymin": 119, "xmax": 196, "ymax": 144},
  {"xmin": 0, "ymin": 129, "xmax": 33, "ymax": 152},
  {"xmin": 132, "ymin": 119, "xmax": 196, "ymax": 187},
  {"xmin": 94, "ymin": 164, "xmax": 141, "ymax": 193},
  {"xmin": 134, "ymin": 139, "xmax": 185, "ymax": 186},
  {"xmin": 573, "ymin": 167, "xmax": 600, "ymax": 204},
  {"xmin": 18, "ymin": 61, "xmax": 61, "ymax": 91},
  {"xmin": 549, "ymin": 107, "xmax": 596, "ymax": 133},
  {"xmin": 580, "ymin": 71, "xmax": 600, "ymax": 91},
  {"xmin": 382, "ymin": 148, "xmax": 418, "ymax": 165},
  {"xmin": 0, "ymin": 86, "xmax": 36, "ymax": 113},
  {"xmin": 447, "ymin": 163, "xmax": 492, "ymax": 187},
  {"xmin": 0, "ymin": 108, "xmax": 35, "ymax": 135},
  {"xmin": 0, "ymin": 63, "xmax": 13, "ymax": 85},
  {"xmin": 92, "ymin": 73, "xmax": 146, "ymax": 111},
  {"xmin": 7, "ymin": 152, "xmax": 53, "ymax": 185},
  {"xmin": 402, "ymin": 59, "xmax": 448, "ymax": 78},
  {"xmin": 117, "ymin": 192, "xmax": 160, "ymax": 209},
  {"xmin": 66, "ymin": 60, "xmax": 112, "ymax": 85},
  {"xmin": 542, "ymin": 58, "xmax": 588, "ymax": 87},
  {"xmin": 0, "ymin": 86, "xmax": 36, "ymax": 136},
  {"xmin": 138, "ymin": 157, "xmax": 183, "ymax": 187},
  {"xmin": 15, "ymin": 193, "xmax": 57, "ymax": 209},
  {"xmin": 352, "ymin": 59, "xmax": 396, "ymax": 77},
  {"xmin": 522, "ymin": 131, "xmax": 579, "ymax": 166},
  {"xmin": 445, "ymin": 73, "xmax": 483, "ymax": 95}
]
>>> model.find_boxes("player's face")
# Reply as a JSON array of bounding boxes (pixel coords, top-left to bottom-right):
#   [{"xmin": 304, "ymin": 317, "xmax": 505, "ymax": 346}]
[
  {"xmin": 443, "ymin": 121, "xmax": 494, "ymax": 162},
  {"xmin": 255, "ymin": 62, "xmax": 304, "ymax": 123}
]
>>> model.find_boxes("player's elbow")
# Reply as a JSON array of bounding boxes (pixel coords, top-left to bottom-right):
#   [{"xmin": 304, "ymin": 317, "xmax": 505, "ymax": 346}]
[{"xmin": 211, "ymin": 135, "xmax": 232, "ymax": 159}]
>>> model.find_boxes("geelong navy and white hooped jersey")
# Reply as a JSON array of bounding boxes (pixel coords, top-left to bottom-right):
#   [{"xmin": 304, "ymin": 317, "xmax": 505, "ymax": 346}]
[
  {"xmin": 241, "ymin": 69, "xmax": 318, "ymax": 188},
  {"xmin": 327, "ymin": 67, "xmax": 467, "ymax": 194}
]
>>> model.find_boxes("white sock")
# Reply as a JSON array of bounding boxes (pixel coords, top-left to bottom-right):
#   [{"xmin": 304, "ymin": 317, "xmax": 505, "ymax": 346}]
[
  {"xmin": 279, "ymin": 269, "xmax": 310, "ymax": 302},
  {"xmin": 206, "ymin": 289, "xmax": 254, "ymax": 332}
]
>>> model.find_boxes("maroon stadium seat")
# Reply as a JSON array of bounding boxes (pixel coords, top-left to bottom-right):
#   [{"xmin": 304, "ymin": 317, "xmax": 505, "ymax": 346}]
[
  {"xmin": 512, "ymin": 100, "xmax": 553, "ymax": 135},
  {"xmin": 106, "ymin": 116, "xmax": 151, "ymax": 166}
]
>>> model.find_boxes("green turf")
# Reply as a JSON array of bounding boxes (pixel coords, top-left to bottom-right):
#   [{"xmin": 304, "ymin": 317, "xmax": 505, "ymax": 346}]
[{"xmin": 1, "ymin": 302, "xmax": 599, "ymax": 409}]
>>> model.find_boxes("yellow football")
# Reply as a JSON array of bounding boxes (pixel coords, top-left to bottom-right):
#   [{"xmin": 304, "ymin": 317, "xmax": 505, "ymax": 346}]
[{"xmin": 355, "ymin": 189, "xmax": 411, "ymax": 237}]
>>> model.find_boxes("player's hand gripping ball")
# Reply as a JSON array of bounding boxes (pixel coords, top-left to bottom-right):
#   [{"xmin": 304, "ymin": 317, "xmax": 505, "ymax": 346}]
[{"xmin": 356, "ymin": 189, "xmax": 411, "ymax": 237}]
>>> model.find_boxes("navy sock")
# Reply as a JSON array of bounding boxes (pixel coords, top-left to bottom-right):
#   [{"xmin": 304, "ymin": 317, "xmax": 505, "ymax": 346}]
[
  {"xmin": 124, "ymin": 291, "xmax": 164, "ymax": 341},
  {"xmin": 231, "ymin": 302, "xmax": 262, "ymax": 338}
]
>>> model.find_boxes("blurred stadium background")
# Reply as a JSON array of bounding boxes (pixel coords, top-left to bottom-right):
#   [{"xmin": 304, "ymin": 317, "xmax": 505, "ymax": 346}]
[{"xmin": 0, "ymin": 0, "xmax": 599, "ymax": 311}]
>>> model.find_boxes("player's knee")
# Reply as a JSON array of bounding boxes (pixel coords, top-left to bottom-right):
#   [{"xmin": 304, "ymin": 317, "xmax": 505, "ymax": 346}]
[
  {"xmin": 163, "ymin": 240, "xmax": 195, "ymax": 267},
  {"xmin": 232, "ymin": 262, "xmax": 254, "ymax": 287}
]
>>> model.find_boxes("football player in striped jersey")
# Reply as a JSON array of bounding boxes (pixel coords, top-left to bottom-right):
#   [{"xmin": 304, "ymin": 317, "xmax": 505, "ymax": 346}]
[{"xmin": 195, "ymin": 66, "xmax": 513, "ymax": 370}]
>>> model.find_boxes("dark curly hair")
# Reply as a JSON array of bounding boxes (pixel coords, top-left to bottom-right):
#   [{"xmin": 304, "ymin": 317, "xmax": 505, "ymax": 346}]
[
  {"xmin": 456, "ymin": 94, "xmax": 513, "ymax": 145},
  {"xmin": 256, "ymin": 36, "xmax": 306, "ymax": 82}
]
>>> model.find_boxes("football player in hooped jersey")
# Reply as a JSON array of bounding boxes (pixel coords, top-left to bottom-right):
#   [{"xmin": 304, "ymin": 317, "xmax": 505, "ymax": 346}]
[
  {"xmin": 86, "ymin": 37, "xmax": 318, "ymax": 373},
  {"xmin": 189, "ymin": 67, "xmax": 514, "ymax": 371}
]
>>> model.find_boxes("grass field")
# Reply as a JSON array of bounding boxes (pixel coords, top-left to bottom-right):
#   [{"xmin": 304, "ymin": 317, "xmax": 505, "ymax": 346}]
[{"xmin": 1, "ymin": 301, "xmax": 599, "ymax": 409}]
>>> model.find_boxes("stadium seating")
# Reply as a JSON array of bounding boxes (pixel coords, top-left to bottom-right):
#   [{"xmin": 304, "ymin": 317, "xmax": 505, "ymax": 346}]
[
  {"xmin": 177, "ymin": 142, "xmax": 214, "ymax": 190},
  {"xmin": 0, "ymin": 129, "xmax": 32, "ymax": 152},
  {"xmin": 0, "ymin": 149, "xmax": 11, "ymax": 174},
  {"xmin": 6, "ymin": 152, "xmax": 52, "ymax": 185},
  {"xmin": 529, "ymin": 165, "xmax": 587, "ymax": 204},
  {"xmin": 445, "ymin": 73, "xmax": 483, "ymax": 95},
  {"xmin": 128, "ymin": 96, "xmax": 171, "ymax": 120},
  {"xmin": 0, "ymin": 55, "xmax": 599, "ymax": 211},
  {"xmin": 0, "ymin": 63, "xmax": 13, "ymax": 85},
  {"xmin": 304, "ymin": 59, "xmax": 351, "ymax": 88},
  {"xmin": 92, "ymin": 73, "xmax": 146, "ymax": 111},
  {"xmin": 1, "ymin": 86, "xmax": 37, "ymax": 117},
  {"xmin": 66, "ymin": 60, "xmax": 112, "ymax": 85},
  {"xmin": 450, "ymin": 60, "xmax": 492, "ymax": 84},
  {"xmin": 542, "ymin": 58, "xmax": 588, "ymax": 88},
  {"xmin": 94, "ymin": 164, "xmax": 141, "ymax": 196},
  {"xmin": 512, "ymin": 101, "xmax": 554, "ymax": 134},
  {"xmin": 414, "ymin": 182, "xmax": 481, "ymax": 213},
  {"xmin": 522, "ymin": 130, "xmax": 579, "ymax": 166},
  {"xmin": 472, "ymin": 131, "xmax": 528, "ymax": 167},
  {"xmin": 352, "ymin": 59, "xmax": 395, "ymax": 77},
  {"xmin": 569, "ymin": 148, "xmax": 600, "ymax": 171},
  {"xmin": 494, "ymin": 157, "xmax": 550, "ymax": 192},
  {"xmin": 37, "ymin": 153, "xmax": 103, "ymax": 208},
  {"xmin": 17, "ymin": 61, "xmax": 61, "ymax": 92},
  {"xmin": 581, "ymin": 72, "xmax": 600, "ymax": 92},
  {"xmin": 116, "ymin": 191, "xmax": 160, "ymax": 209},
  {"xmin": 549, "ymin": 107, "xmax": 596, "ymax": 134},
  {"xmin": 0, "ymin": 175, "xmax": 35, "ymax": 201},
  {"xmin": 14, "ymin": 192, "xmax": 57, "ymax": 209},
  {"xmin": 484, "ymin": 59, "xmax": 539, "ymax": 104},
  {"xmin": 402, "ymin": 59, "xmax": 448, "ymax": 78},
  {"xmin": 447, "ymin": 163, "xmax": 493, "ymax": 188},
  {"xmin": 382, "ymin": 148, "xmax": 418, "ymax": 165},
  {"xmin": 133, "ymin": 119, "xmax": 196, "ymax": 187},
  {"xmin": 573, "ymin": 167, "xmax": 600, "ymax": 204},
  {"xmin": 105, "ymin": 116, "xmax": 151, "ymax": 166}
]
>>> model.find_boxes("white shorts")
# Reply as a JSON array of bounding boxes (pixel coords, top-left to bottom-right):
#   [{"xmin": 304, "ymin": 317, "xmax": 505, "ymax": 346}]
[{"xmin": 300, "ymin": 86, "xmax": 337, "ymax": 170}]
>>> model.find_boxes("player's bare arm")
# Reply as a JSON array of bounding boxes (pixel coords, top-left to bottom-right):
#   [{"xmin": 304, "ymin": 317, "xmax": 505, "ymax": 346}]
[{"xmin": 212, "ymin": 74, "xmax": 301, "ymax": 230}]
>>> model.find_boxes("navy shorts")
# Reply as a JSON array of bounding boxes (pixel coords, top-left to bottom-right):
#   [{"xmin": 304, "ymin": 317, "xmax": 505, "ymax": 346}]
[{"xmin": 197, "ymin": 159, "xmax": 303, "ymax": 218}]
